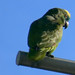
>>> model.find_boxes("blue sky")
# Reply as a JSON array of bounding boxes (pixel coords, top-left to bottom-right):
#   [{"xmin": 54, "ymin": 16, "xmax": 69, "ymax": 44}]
[{"xmin": 0, "ymin": 0, "xmax": 75, "ymax": 75}]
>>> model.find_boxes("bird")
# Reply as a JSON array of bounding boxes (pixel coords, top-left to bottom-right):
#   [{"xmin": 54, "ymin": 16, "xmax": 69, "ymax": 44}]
[{"xmin": 28, "ymin": 8, "xmax": 71, "ymax": 61}]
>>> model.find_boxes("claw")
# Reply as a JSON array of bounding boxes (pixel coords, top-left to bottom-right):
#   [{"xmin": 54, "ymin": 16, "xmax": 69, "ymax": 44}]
[
  {"xmin": 49, "ymin": 55, "xmax": 54, "ymax": 58},
  {"xmin": 46, "ymin": 52, "xmax": 54, "ymax": 58}
]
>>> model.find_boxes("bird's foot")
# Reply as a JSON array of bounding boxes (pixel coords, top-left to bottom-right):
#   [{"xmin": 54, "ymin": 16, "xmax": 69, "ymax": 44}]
[
  {"xmin": 48, "ymin": 55, "xmax": 54, "ymax": 58},
  {"xmin": 46, "ymin": 52, "xmax": 54, "ymax": 58},
  {"xmin": 46, "ymin": 54, "xmax": 54, "ymax": 58}
]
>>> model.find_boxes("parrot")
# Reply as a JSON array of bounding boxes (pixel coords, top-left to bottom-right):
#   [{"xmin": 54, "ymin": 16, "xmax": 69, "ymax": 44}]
[{"xmin": 28, "ymin": 8, "xmax": 71, "ymax": 61}]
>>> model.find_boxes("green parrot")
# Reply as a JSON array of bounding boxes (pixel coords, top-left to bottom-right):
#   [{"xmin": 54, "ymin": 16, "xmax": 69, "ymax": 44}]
[{"xmin": 28, "ymin": 8, "xmax": 71, "ymax": 61}]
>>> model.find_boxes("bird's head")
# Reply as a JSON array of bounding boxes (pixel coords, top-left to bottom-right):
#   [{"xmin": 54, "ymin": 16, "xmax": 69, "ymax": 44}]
[
  {"xmin": 63, "ymin": 9, "xmax": 71, "ymax": 29},
  {"xmin": 43, "ymin": 8, "xmax": 71, "ymax": 29}
]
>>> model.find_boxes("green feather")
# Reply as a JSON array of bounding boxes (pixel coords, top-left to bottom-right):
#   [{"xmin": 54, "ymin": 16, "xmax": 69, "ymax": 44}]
[{"xmin": 28, "ymin": 8, "xmax": 70, "ymax": 61}]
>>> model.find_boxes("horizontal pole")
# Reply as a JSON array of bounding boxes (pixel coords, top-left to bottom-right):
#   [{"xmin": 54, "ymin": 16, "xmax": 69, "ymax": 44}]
[{"xmin": 16, "ymin": 51, "xmax": 75, "ymax": 74}]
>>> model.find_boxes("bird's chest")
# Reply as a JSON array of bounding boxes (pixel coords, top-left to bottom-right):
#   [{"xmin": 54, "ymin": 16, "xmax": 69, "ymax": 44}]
[
  {"xmin": 49, "ymin": 28, "xmax": 63, "ymax": 44},
  {"xmin": 38, "ymin": 27, "xmax": 63, "ymax": 47}
]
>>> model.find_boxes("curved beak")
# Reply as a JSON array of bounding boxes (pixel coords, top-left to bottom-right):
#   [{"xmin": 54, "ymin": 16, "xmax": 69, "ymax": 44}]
[{"xmin": 63, "ymin": 21, "xmax": 69, "ymax": 29}]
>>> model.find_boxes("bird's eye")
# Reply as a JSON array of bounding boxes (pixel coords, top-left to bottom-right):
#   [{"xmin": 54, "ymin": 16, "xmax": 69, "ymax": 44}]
[
  {"xmin": 65, "ymin": 15, "xmax": 70, "ymax": 21},
  {"xmin": 65, "ymin": 15, "xmax": 67, "ymax": 19}
]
